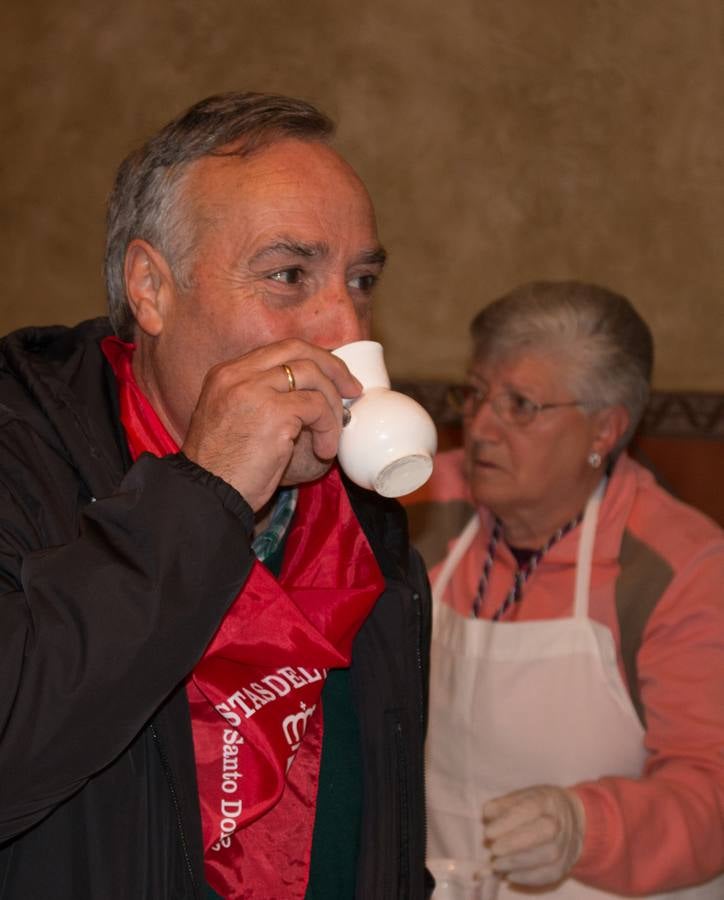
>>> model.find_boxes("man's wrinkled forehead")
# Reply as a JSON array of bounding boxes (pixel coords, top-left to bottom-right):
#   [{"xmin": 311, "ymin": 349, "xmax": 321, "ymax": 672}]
[
  {"xmin": 181, "ymin": 138, "xmax": 380, "ymax": 251},
  {"xmin": 185, "ymin": 137, "xmax": 369, "ymax": 201}
]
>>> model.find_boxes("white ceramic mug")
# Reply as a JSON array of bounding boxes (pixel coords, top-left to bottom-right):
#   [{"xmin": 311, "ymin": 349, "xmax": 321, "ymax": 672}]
[
  {"xmin": 427, "ymin": 858, "xmax": 500, "ymax": 900},
  {"xmin": 331, "ymin": 340, "xmax": 437, "ymax": 498}
]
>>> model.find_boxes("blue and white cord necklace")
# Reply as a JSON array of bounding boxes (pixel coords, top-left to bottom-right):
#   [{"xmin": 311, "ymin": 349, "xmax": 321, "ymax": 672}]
[{"xmin": 471, "ymin": 513, "xmax": 583, "ymax": 620}]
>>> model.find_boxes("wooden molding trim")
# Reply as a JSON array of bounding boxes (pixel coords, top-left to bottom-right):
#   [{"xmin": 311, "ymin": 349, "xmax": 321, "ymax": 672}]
[{"xmin": 391, "ymin": 381, "xmax": 724, "ymax": 440}]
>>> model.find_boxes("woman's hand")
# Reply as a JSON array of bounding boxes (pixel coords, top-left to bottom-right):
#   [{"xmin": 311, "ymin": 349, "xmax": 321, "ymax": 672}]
[{"xmin": 483, "ymin": 785, "xmax": 586, "ymax": 887}]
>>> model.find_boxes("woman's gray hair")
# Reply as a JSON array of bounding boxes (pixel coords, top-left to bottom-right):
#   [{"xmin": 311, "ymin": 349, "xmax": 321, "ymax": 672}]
[
  {"xmin": 104, "ymin": 91, "xmax": 334, "ymax": 340},
  {"xmin": 470, "ymin": 280, "xmax": 654, "ymax": 450}
]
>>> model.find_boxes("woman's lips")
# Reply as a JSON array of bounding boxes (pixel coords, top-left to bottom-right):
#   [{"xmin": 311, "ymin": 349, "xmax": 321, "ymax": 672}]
[{"xmin": 474, "ymin": 459, "xmax": 498, "ymax": 470}]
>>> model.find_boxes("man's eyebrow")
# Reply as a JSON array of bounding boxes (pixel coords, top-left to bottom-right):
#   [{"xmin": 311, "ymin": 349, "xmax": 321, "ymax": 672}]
[
  {"xmin": 357, "ymin": 246, "xmax": 387, "ymax": 268},
  {"xmin": 250, "ymin": 240, "xmax": 328, "ymax": 263},
  {"xmin": 249, "ymin": 241, "xmax": 387, "ymax": 268}
]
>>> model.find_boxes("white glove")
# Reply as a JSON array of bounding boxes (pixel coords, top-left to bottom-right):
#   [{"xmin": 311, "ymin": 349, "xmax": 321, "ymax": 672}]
[{"xmin": 482, "ymin": 785, "xmax": 586, "ymax": 887}]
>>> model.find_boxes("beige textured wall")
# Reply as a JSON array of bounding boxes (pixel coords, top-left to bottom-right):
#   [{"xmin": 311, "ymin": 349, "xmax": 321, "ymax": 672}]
[{"xmin": 2, "ymin": 0, "xmax": 723, "ymax": 389}]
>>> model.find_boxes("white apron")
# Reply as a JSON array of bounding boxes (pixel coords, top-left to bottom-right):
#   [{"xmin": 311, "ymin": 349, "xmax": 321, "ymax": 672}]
[{"xmin": 425, "ymin": 481, "xmax": 723, "ymax": 899}]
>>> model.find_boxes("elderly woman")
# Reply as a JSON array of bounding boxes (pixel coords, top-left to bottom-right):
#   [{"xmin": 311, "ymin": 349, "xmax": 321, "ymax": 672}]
[{"xmin": 411, "ymin": 281, "xmax": 724, "ymax": 898}]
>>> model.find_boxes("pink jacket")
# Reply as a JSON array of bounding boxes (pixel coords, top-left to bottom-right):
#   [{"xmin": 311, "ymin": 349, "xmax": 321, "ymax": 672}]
[{"xmin": 405, "ymin": 449, "xmax": 724, "ymax": 895}]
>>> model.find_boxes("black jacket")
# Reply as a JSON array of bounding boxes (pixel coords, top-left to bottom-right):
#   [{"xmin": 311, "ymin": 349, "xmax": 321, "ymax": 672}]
[{"xmin": 0, "ymin": 319, "xmax": 432, "ymax": 899}]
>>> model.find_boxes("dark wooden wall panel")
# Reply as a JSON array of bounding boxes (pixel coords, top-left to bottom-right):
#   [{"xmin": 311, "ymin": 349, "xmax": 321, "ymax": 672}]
[{"xmin": 397, "ymin": 383, "xmax": 724, "ymax": 527}]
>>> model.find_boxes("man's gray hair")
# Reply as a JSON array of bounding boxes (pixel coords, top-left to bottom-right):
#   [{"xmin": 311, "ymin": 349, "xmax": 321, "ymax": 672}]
[
  {"xmin": 470, "ymin": 280, "xmax": 654, "ymax": 449},
  {"xmin": 104, "ymin": 91, "xmax": 334, "ymax": 340}
]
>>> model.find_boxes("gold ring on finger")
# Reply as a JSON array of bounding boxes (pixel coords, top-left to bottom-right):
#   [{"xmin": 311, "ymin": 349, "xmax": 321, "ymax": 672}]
[{"xmin": 281, "ymin": 363, "xmax": 296, "ymax": 392}]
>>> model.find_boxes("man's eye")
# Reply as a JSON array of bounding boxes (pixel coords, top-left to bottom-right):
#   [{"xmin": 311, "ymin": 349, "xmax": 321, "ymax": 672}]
[
  {"xmin": 348, "ymin": 273, "xmax": 378, "ymax": 293},
  {"xmin": 269, "ymin": 268, "xmax": 304, "ymax": 285}
]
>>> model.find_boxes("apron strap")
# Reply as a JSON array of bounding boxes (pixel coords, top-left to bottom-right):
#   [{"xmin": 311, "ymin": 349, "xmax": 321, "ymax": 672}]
[
  {"xmin": 432, "ymin": 513, "xmax": 480, "ymax": 606},
  {"xmin": 573, "ymin": 477, "xmax": 607, "ymax": 619}
]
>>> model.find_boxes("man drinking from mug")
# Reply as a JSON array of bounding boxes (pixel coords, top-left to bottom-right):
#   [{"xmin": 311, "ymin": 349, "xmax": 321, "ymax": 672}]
[{"xmin": 0, "ymin": 92, "xmax": 431, "ymax": 900}]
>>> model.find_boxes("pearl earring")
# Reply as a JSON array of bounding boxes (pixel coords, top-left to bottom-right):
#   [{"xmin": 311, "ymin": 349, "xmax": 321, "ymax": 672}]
[{"xmin": 588, "ymin": 451, "xmax": 602, "ymax": 469}]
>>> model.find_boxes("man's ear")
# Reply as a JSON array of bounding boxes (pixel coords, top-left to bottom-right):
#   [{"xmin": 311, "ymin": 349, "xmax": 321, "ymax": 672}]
[
  {"xmin": 124, "ymin": 239, "xmax": 176, "ymax": 337},
  {"xmin": 591, "ymin": 404, "xmax": 630, "ymax": 460}
]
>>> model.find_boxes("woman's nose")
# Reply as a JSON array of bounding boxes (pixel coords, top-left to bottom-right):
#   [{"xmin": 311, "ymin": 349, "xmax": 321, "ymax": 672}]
[{"xmin": 466, "ymin": 396, "xmax": 502, "ymax": 440}]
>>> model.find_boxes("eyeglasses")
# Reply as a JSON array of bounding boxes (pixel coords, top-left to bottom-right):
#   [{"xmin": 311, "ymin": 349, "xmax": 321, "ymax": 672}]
[{"xmin": 447, "ymin": 383, "xmax": 584, "ymax": 427}]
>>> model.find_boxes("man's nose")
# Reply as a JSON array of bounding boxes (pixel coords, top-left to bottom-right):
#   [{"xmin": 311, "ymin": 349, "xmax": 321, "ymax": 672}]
[{"xmin": 310, "ymin": 284, "xmax": 368, "ymax": 349}]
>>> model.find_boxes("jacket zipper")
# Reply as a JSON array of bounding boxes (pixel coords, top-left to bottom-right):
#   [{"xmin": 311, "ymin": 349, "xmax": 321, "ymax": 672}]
[
  {"xmin": 393, "ymin": 714, "xmax": 411, "ymax": 899},
  {"xmin": 413, "ymin": 589, "xmax": 429, "ymax": 894},
  {"xmin": 150, "ymin": 722, "xmax": 200, "ymax": 898}
]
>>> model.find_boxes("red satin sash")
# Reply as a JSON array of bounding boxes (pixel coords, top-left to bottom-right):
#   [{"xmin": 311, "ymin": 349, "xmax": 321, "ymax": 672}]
[{"xmin": 102, "ymin": 337, "xmax": 385, "ymax": 899}]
